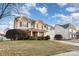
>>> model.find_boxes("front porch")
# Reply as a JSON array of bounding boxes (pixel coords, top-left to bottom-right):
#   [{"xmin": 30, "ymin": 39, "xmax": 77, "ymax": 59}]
[{"xmin": 27, "ymin": 28, "xmax": 48, "ymax": 37}]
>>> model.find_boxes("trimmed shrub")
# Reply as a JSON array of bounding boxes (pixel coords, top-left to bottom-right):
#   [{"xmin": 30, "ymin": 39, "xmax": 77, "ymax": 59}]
[
  {"xmin": 5, "ymin": 29, "xmax": 28, "ymax": 40},
  {"xmin": 5, "ymin": 29, "xmax": 50, "ymax": 40},
  {"xmin": 54, "ymin": 34, "xmax": 63, "ymax": 40},
  {"xmin": 37, "ymin": 35, "xmax": 50, "ymax": 40},
  {"xmin": 28, "ymin": 36, "xmax": 36, "ymax": 40},
  {"xmin": 37, "ymin": 36, "xmax": 44, "ymax": 40},
  {"xmin": 44, "ymin": 35, "xmax": 50, "ymax": 40}
]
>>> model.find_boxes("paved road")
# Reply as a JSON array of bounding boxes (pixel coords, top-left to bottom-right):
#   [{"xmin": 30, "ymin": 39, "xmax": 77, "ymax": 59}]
[{"xmin": 53, "ymin": 40, "xmax": 79, "ymax": 56}]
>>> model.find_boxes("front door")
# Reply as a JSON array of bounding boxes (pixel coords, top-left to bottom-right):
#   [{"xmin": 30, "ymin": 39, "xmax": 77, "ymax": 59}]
[{"xmin": 33, "ymin": 32, "xmax": 37, "ymax": 37}]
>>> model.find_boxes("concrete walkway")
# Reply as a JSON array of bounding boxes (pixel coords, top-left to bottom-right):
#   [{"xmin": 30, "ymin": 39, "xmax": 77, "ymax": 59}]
[
  {"xmin": 54, "ymin": 50, "xmax": 79, "ymax": 56},
  {"xmin": 53, "ymin": 40, "xmax": 79, "ymax": 56},
  {"xmin": 54, "ymin": 40, "xmax": 79, "ymax": 47}
]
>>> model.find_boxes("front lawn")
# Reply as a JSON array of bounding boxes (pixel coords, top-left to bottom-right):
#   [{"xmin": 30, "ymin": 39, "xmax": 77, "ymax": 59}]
[{"xmin": 0, "ymin": 40, "xmax": 79, "ymax": 56}]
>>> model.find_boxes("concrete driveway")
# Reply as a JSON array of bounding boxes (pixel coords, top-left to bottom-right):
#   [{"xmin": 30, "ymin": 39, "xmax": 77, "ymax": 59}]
[
  {"xmin": 66, "ymin": 39, "xmax": 79, "ymax": 43},
  {"xmin": 54, "ymin": 40, "xmax": 79, "ymax": 46}
]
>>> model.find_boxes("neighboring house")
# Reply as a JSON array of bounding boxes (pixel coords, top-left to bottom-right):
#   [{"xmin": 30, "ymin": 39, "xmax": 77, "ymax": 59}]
[
  {"xmin": 0, "ymin": 27, "xmax": 11, "ymax": 40},
  {"xmin": 54, "ymin": 23, "xmax": 76, "ymax": 39},
  {"xmin": 14, "ymin": 16, "xmax": 49, "ymax": 37},
  {"xmin": 0, "ymin": 33, "xmax": 5, "ymax": 40},
  {"xmin": 0, "ymin": 33, "xmax": 10, "ymax": 40}
]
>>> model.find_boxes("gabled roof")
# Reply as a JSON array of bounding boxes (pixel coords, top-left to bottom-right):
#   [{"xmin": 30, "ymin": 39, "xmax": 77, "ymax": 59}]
[
  {"xmin": 59, "ymin": 23, "xmax": 71, "ymax": 28},
  {"xmin": 15, "ymin": 16, "xmax": 54, "ymax": 29},
  {"xmin": 31, "ymin": 19, "xmax": 44, "ymax": 25},
  {"xmin": 15, "ymin": 16, "xmax": 32, "ymax": 22},
  {"xmin": 15, "ymin": 16, "xmax": 45, "ymax": 24},
  {"xmin": 56, "ymin": 23, "xmax": 75, "ymax": 29},
  {"xmin": 45, "ymin": 24, "xmax": 55, "ymax": 29}
]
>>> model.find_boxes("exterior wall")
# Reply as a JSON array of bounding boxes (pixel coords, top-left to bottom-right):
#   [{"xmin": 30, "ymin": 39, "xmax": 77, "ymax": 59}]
[
  {"xmin": 14, "ymin": 17, "xmax": 31, "ymax": 30},
  {"xmin": 54, "ymin": 25, "xmax": 76, "ymax": 39},
  {"xmin": 65, "ymin": 29, "xmax": 70, "ymax": 39},
  {"xmin": 44, "ymin": 31, "xmax": 48, "ymax": 36},
  {"xmin": 34, "ymin": 21, "xmax": 47, "ymax": 30},
  {"xmin": 39, "ymin": 32, "xmax": 44, "ymax": 36},
  {"xmin": 48, "ymin": 29, "xmax": 55, "ymax": 40},
  {"xmin": 67, "ymin": 28, "xmax": 76, "ymax": 39},
  {"xmin": 47, "ymin": 26, "xmax": 55, "ymax": 40},
  {"xmin": 34, "ymin": 21, "xmax": 43, "ymax": 29},
  {"xmin": 55, "ymin": 25, "xmax": 69, "ymax": 39}
]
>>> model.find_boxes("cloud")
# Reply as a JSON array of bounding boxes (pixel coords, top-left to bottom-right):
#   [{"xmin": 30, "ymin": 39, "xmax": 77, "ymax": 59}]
[
  {"xmin": 11, "ymin": 11, "xmax": 20, "ymax": 16},
  {"xmin": 24, "ymin": 3, "xmax": 36, "ymax": 10},
  {"xmin": 25, "ymin": 3, "xmax": 36, "ymax": 7},
  {"xmin": 69, "ymin": 4, "xmax": 79, "ymax": 8},
  {"xmin": 11, "ymin": 8, "xmax": 31, "ymax": 17},
  {"xmin": 66, "ymin": 7, "xmax": 79, "ymax": 12},
  {"xmin": 50, "ymin": 12, "xmax": 79, "ymax": 28},
  {"xmin": 65, "ymin": 4, "xmax": 79, "ymax": 13},
  {"xmin": 51, "ymin": 14, "xmax": 72, "ymax": 22},
  {"xmin": 49, "ymin": 14, "xmax": 75, "ymax": 25},
  {"xmin": 57, "ymin": 3, "xmax": 67, "ymax": 7},
  {"xmin": 11, "ymin": 10, "xmax": 31, "ymax": 17},
  {"xmin": 19, "ymin": 6, "xmax": 31, "ymax": 16},
  {"xmin": 71, "ymin": 13, "xmax": 79, "ymax": 19},
  {"xmin": 11, "ymin": 3, "xmax": 36, "ymax": 17},
  {"xmin": 71, "ymin": 13, "xmax": 79, "ymax": 16},
  {"xmin": 36, "ymin": 7, "xmax": 48, "ymax": 15}
]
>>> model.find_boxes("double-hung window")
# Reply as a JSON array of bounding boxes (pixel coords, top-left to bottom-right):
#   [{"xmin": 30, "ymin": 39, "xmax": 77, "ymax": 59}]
[{"xmin": 20, "ymin": 22, "xmax": 22, "ymax": 27}]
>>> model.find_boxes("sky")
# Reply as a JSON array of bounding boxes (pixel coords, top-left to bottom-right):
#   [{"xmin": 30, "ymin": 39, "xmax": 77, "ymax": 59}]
[{"xmin": 0, "ymin": 3, "xmax": 79, "ymax": 33}]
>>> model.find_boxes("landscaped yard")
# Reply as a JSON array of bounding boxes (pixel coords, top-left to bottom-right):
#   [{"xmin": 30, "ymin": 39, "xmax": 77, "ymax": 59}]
[{"xmin": 0, "ymin": 40, "xmax": 79, "ymax": 56}]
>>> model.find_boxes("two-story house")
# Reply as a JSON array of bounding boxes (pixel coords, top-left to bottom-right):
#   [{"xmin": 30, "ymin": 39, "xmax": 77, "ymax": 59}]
[
  {"xmin": 13, "ymin": 16, "xmax": 77, "ymax": 40},
  {"xmin": 55, "ymin": 23, "xmax": 76, "ymax": 39},
  {"xmin": 14, "ymin": 16, "xmax": 48, "ymax": 37}
]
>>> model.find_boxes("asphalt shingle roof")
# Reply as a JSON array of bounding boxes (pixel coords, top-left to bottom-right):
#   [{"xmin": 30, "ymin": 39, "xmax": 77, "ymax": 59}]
[{"xmin": 56, "ymin": 23, "xmax": 75, "ymax": 29}]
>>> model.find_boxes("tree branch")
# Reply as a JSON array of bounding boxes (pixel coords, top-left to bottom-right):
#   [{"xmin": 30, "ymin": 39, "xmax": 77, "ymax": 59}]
[{"xmin": 0, "ymin": 3, "xmax": 10, "ymax": 19}]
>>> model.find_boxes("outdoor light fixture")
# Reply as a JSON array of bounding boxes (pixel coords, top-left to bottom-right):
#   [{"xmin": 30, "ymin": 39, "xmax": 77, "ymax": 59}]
[{"xmin": 69, "ymin": 28, "xmax": 73, "ymax": 32}]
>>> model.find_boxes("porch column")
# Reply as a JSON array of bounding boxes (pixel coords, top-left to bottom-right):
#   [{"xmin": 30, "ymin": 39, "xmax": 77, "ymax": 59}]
[
  {"xmin": 31, "ymin": 31, "xmax": 33, "ymax": 36},
  {"xmin": 44, "ymin": 32, "xmax": 47, "ymax": 36},
  {"xmin": 38, "ymin": 32, "xmax": 39, "ymax": 36}
]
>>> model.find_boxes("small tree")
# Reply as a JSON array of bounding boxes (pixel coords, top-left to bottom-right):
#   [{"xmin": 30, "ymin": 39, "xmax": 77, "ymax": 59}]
[{"xmin": 5, "ymin": 29, "xmax": 28, "ymax": 40}]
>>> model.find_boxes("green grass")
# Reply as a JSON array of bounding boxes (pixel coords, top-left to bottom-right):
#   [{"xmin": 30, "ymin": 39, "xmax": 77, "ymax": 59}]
[{"xmin": 0, "ymin": 40, "xmax": 78, "ymax": 56}]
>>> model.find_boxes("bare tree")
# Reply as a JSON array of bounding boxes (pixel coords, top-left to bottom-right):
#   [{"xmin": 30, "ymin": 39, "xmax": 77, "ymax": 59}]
[
  {"xmin": 0, "ymin": 3, "xmax": 24, "ymax": 19},
  {"xmin": 0, "ymin": 3, "xmax": 12, "ymax": 19}
]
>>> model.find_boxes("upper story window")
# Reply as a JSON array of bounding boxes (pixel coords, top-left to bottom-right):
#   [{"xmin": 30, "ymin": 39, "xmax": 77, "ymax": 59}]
[
  {"xmin": 42, "ymin": 25, "xmax": 43, "ymax": 29},
  {"xmin": 37, "ymin": 24, "xmax": 38, "ymax": 29},
  {"xmin": 31, "ymin": 23, "xmax": 34, "ymax": 28},
  {"xmin": 27, "ymin": 23, "xmax": 28, "ymax": 27},
  {"xmin": 46, "ymin": 26, "xmax": 48, "ymax": 30},
  {"xmin": 20, "ymin": 21, "xmax": 22, "ymax": 27},
  {"xmin": 44, "ymin": 25, "xmax": 47, "ymax": 29}
]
